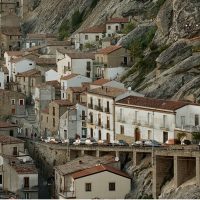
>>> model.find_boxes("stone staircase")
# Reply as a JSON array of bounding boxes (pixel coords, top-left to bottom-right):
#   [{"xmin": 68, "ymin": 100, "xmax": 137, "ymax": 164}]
[{"xmin": 26, "ymin": 106, "xmax": 37, "ymax": 125}]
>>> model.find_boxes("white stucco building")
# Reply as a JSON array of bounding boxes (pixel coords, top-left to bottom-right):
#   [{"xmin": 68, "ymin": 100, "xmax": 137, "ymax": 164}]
[
  {"xmin": 59, "ymin": 103, "xmax": 87, "ymax": 140},
  {"xmin": 10, "ymin": 58, "xmax": 36, "ymax": 82},
  {"xmin": 115, "ymin": 96, "xmax": 200, "ymax": 144},
  {"xmin": 0, "ymin": 71, "xmax": 4, "ymax": 89},
  {"xmin": 56, "ymin": 49, "xmax": 95, "ymax": 79},
  {"xmin": 106, "ymin": 17, "xmax": 129, "ymax": 37},
  {"xmin": 87, "ymin": 87, "xmax": 144, "ymax": 142},
  {"xmin": 74, "ymin": 24, "xmax": 106, "ymax": 50},
  {"xmin": 60, "ymin": 74, "xmax": 92, "ymax": 100},
  {"xmin": 45, "ymin": 69, "xmax": 60, "ymax": 82}
]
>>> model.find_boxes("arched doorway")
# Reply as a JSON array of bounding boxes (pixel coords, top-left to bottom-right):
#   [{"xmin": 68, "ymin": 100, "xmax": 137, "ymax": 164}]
[
  {"xmin": 134, "ymin": 128, "xmax": 141, "ymax": 141},
  {"xmin": 106, "ymin": 133, "xmax": 110, "ymax": 143}
]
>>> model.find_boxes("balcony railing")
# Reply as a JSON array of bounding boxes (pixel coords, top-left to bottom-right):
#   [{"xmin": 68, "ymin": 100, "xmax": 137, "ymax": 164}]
[
  {"xmin": 94, "ymin": 105, "xmax": 103, "ymax": 112},
  {"xmin": 104, "ymin": 108, "xmax": 110, "ymax": 113},
  {"xmin": 175, "ymin": 125, "xmax": 200, "ymax": 133},
  {"xmin": 93, "ymin": 61, "xmax": 108, "ymax": 68}
]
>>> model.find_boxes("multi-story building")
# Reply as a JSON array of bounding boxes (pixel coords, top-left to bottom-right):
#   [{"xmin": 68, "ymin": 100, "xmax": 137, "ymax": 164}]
[
  {"xmin": 56, "ymin": 49, "xmax": 95, "ymax": 78},
  {"xmin": 93, "ymin": 45, "xmax": 131, "ymax": 80},
  {"xmin": 0, "ymin": 135, "xmax": 38, "ymax": 199},
  {"xmin": 0, "ymin": 121, "xmax": 18, "ymax": 137},
  {"xmin": 115, "ymin": 96, "xmax": 200, "ymax": 144},
  {"xmin": 106, "ymin": 17, "xmax": 129, "ymax": 37},
  {"xmin": 60, "ymin": 74, "xmax": 92, "ymax": 100},
  {"xmin": 16, "ymin": 69, "xmax": 42, "ymax": 97},
  {"xmin": 0, "ymin": 89, "xmax": 26, "ymax": 117},
  {"xmin": 54, "ymin": 155, "xmax": 121, "ymax": 199},
  {"xmin": 74, "ymin": 24, "xmax": 106, "ymax": 50},
  {"xmin": 41, "ymin": 100, "xmax": 74, "ymax": 137},
  {"xmin": 87, "ymin": 86, "xmax": 143, "ymax": 142}
]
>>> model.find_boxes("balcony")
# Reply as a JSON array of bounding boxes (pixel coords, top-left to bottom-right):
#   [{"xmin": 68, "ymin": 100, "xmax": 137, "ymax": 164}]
[
  {"xmin": 88, "ymin": 103, "xmax": 93, "ymax": 109},
  {"xmin": 160, "ymin": 126, "xmax": 169, "ymax": 131},
  {"xmin": 132, "ymin": 121, "xmax": 141, "ymax": 126},
  {"xmin": 175, "ymin": 125, "xmax": 200, "ymax": 133},
  {"xmin": 117, "ymin": 118, "xmax": 126, "ymax": 123},
  {"xmin": 93, "ymin": 61, "xmax": 108, "ymax": 68},
  {"xmin": 94, "ymin": 105, "xmax": 103, "ymax": 112}
]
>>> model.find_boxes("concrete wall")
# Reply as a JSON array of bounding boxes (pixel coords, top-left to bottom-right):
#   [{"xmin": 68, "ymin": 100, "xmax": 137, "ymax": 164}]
[{"xmin": 74, "ymin": 171, "xmax": 131, "ymax": 199}]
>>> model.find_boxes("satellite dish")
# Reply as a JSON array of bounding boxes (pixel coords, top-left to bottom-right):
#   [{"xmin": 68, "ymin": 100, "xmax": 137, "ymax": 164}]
[
  {"xmin": 70, "ymin": 185, "xmax": 74, "ymax": 192},
  {"xmin": 0, "ymin": 156, "xmax": 4, "ymax": 166},
  {"xmin": 115, "ymin": 157, "xmax": 119, "ymax": 162}
]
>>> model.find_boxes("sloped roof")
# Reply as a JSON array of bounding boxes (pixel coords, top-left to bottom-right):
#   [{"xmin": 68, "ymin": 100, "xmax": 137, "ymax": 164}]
[
  {"xmin": 16, "ymin": 69, "xmax": 41, "ymax": 77},
  {"xmin": 61, "ymin": 73, "xmax": 79, "ymax": 81},
  {"xmin": 88, "ymin": 86, "xmax": 127, "ymax": 98},
  {"xmin": 80, "ymin": 24, "xmax": 106, "ymax": 33},
  {"xmin": 106, "ymin": 17, "xmax": 129, "ymax": 24},
  {"xmin": 116, "ymin": 96, "xmax": 192, "ymax": 111},
  {"xmin": 53, "ymin": 100, "xmax": 73, "ymax": 106},
  {"xmin": 55, "ymin": 155, "xmax": 117, "ymax": 175},
  {"xmin": 1, "ymin": 27, "xmax": 22, "ymax": 36},
  {"xmin": 92, "ymin": 78, "xmax": 110, "ymax": 86},
  {"xmin": 66, "ymin": 52, "xmax": 95, "ymax": 60},
  {"xmin": 96, "ymin": 45, "xmax": 122, "ymax": 55},
  {"xmin": 0, "ymin": 121, "xmax": 18, "ymax": 128},
  {"xmin": 0, "ymin": 135, "xmax": 24, "ymax": 144}
]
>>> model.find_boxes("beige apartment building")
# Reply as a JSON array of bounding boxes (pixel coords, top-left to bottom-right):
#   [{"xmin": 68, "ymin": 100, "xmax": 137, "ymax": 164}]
[
  {"xmin": 41, "ymin": 100, "xmax": 74, "ymax": 136},
  {"xmin": 16, "ymin": 69, "xmax": 43, "ymax": 97}
]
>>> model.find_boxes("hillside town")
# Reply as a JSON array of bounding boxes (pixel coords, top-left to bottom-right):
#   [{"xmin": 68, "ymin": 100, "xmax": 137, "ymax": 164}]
[{"xmin": 0, "ymin": 0, "xmax": 200, "ymax": 199}]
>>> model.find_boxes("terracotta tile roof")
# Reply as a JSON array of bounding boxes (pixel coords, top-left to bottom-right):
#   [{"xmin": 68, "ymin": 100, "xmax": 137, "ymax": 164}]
[
  {"xmin": 0, "ymin": 121, "xmax": 18, "ymax": 128},
  {"xmin": 68, "ymin": 87, "xmax": 86, "ymax": 93},
  {"xmin": 35, "ymin": 57, "xmax": 56, "ymax": 65},
  {"xmin": 80, "ymin": 24, "xmax": 106, "ymax": 33},
  {"xmin": 16, "ymin": 69, "xmax": 41, "ymax": 77},
  {"xmin": 0, "ymin": 135, "xmax": 24, "ymax": 144},
  {"xmin": 61, "ymin": 73, "xmax": 79, "ymax": 81},
  {"xmin": 92, "ymin": 78, "xmax": 110, "ymax": 85},
  {"xmin": 53, "ymin": 100, "xmax": 74, "ymax": 106},
  {"xmin": 47, "ymin": 40, "xmax": 71, "ymax": 46},
  {"xmin": 106, "ymin": 17, "xmax": 129, "ymax": 24},
  {"xmin": 42, "ymin": 108, "xmax": 49, "ymax": 114},
  {"xmin": 5, "ymin": 51, "xmax": 24, "ymax": 57},
  {"xmin": 116, "ymin": 96, "xmax": 192, "ymax": 111},
  {"xmin": 13, "ymin": 164, "xmax": 38, "ymax": 174},
  {"xmin": 66, "ymin": 52, "xmax": 95, "ymax": 60},
  {"xmin": 72, "ymin": 164, "xmax": 130, "ymax": 179},
  {"xmin": 1, "ymin": 27, "xmax": 22, "ymax": 36},
  {"xmin": 97, "ymin": 45, "xmax": 122, "ymax": 55},
  {"xmin": 27, "ymin": 33, "xmax": 56, "ymax": 40},
  {"xmin": 11, "ymin": 54, "xmax": 39, "ymax": 63},
  {"xmin": 46, "ymin": 80, "xmax": 61, "ymax": 89},
  {"xmin": 88, "ymin": 86, "xmax": 127, "ymax": 98},
  {"xmin": 55, "ymin": 155, "xmax": 118, "ymax": 175}
]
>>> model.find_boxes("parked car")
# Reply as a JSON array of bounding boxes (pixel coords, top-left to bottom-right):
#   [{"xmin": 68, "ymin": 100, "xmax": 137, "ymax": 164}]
[
  {"xmin": 85, "ymin": 138, "xmax": 98, "ymax": 145},
  {"xmin": 131, "ymin": 140, "xmax": 146, "ymax": 146},
  {"xmin": 98, "ymin": 140, "xmax": 110, "ymax": 146},
  {"xmin": 117, "ymin": 140, "xmax": 129, "ymax": 146},
  {"xmin": 44, "ymin": 137, "xmax": 56, "ymax": 143},
  {"xmin": 165, "ymin": 139, "xmax": 181, "ymax": 145},
  {"xmin": 73, "ymin": 139, "xmax": 81, "ymax": 145},
  {"xmin": 144, "ymin": 140, "xmax": 161, "ymax": 147},
  {"xmin": 67, "ymin": 138, "xmax": 75, "ymax": 145},
  {"xmin": 181, "ymin": 139, "xmax": 191, "ymax": 145}
]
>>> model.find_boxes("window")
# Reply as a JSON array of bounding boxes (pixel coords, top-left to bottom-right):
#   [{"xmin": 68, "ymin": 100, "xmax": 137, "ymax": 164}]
[
  {"xmin": 120, "ymin": 125, "xmax": 124, "ymax": 134},
  {"xmin": 163, "ymin": 115, "xmax": 167, "ymax": 127},
  {"xmin": 109, "ymin": 182, "xmax": 115, "ymax": 191},
  {"xmin": 90, "ymin": 128, "xmax": 93, "ymax": 138},
  {"xmin": 53, "ymin": 107, "xmax": 55, "ymax": 116},
  {"xmin": 13, "ymin": 147, "xmax": 17, "ymax": 156},
  {"xmin": 148, "ymin": 130, "xmax": 152, "ymax": 140},
  {"xmin": 82, "ymin": 110, "xmax": 86, "ymax": 120},
  {"xmin": 98, "ymin": 130, "xmax": 101, "ymax": 140},
  {"xmin": 96, "ymin": 35, "xmax": 100, "ymax": 41},
  {"xmin": 19, "ymin": 99, "xmax": 24, "ymax": 106},
  {"xmin": 85, "ymin": 183, "xmax": 91, "ymax": 192},
  {"xmin": 0, "ymin": 175, "xmax": 2, "ymax": 184},
  {"xmin": 181, "ymin": 116, "xmax": 185, "ymax": 127},
  {"xmin": 24, "ymin": 177, "xmax": 29, "ymax": 188},
  {"xmin": 53, "ymin": 118, "xmax": 55, "ymax": 127},
  {"xmin": 147, "ymin": 113, "xmax": 151, "ymax": 125},
  {"xmin": 107, "ymin": 117, "xmax": 110, "ymax": 129},
  {"xmin": 135, "ymin": 111, "xmax": 138, "ymax": 122},
  {"xmin": 120, "ymin": 108, "xmax": 123, "ymax": 121},
  {"xmin": 108, "ymin": 26, "xmax": 111, "ymax": 30},
  {"xmin": 47, "ymin": 117, "xmax": 48, "ymax": 123},
  {"xmin": 98, "ymin": 99, "xmax": 101, "ymax": 107},
  {"xmin": 116, "ymin": 26, "xmax": 119, "ymax": 31},
  {"xmin": 195, "ymin": 114, "xmax": 199, "ymax": 126},
  {"xmin": 106, "ymin": 101, "xmax": 110, "ymax": 113},
  {"xmin": 85, "ymin": 35, "xmax": 88, "ymax": 40},
  {"xmin": 11, "ymin": 99, "xmax": 15, "ymax": 105},
  {"xmin": 24, "ymin": 77, "xmax": 25, "ymax": 82}
]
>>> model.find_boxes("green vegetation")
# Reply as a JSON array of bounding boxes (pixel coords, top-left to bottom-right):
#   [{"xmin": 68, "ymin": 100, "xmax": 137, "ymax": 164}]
[
  {"xmin": 122, "ymin": 22, "xmax": 136, "ymax": 34},
  {"xmin": 192, "ymin": 132, "xmax": 200, "ymax": 143}
]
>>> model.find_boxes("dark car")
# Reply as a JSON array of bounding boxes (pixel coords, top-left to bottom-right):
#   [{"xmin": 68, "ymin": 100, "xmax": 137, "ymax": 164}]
[
  {"xmin": 68, "ymin": 138, "xmax": 75, "ymax": 145},
  {"xmin": 117, "ymin": 140, "xmax": 129, "ymax": 146},
  {"xmin": 144, "ymin": 140, "xmax": 161, "ymax": 147}
]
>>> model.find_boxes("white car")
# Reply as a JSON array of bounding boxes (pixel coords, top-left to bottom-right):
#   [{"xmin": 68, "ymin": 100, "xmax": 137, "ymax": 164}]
[
  {"xmin": 44, "ymin": 137, "xmax": 55, "ymax": 143},
  {"xmin": 73, "ymin": 139, "xmax": 81, "ymax": 145}
]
